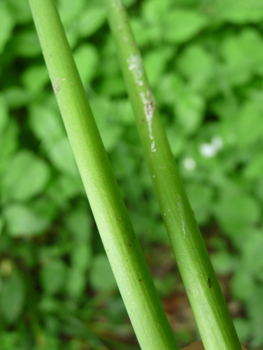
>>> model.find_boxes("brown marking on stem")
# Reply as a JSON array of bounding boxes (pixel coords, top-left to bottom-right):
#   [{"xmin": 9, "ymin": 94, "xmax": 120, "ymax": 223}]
[{"xmin": 53, "ymin": 77, "xmax": 60, "ymax": 94}]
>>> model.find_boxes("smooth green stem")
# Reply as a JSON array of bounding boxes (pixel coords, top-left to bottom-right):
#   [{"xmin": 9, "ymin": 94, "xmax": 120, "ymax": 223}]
[
  {"xmin": 105, "ymin": 1, "xmax": 243, "ymax": 350},
  {"xmin": 28, "ymin": 1, "xmax": 179, "ymax": 349}
]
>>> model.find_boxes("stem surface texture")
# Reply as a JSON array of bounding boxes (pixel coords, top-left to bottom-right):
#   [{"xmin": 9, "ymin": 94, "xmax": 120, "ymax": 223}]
[
  {"xmin": 28, "ymin": 1, "xmax": 179, "ymax": 349},
  {"xmin": 105, "ymin": 1, "xmax": 242, "ymax": 350}
]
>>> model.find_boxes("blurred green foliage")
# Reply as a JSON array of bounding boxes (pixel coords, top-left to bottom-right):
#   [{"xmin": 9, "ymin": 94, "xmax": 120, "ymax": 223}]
[{"xmin": 1, "ymin": 0, "xmax": 263, "ymax": 348}]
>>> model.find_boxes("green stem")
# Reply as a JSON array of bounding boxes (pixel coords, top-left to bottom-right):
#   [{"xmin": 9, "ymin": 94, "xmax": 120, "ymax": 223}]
[
  {"xmin": 105, "ymin": 1, "xmax": 242, "ymax": 350},
  {"xmin": 28, "ymin": 1, "xmax": 179, "ymax": 349}
]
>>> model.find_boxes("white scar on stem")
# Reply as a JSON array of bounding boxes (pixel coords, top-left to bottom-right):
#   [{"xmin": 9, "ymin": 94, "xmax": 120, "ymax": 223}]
[
  {"xmin": 52, "ymin": 77, "xmax": 66, "ymax": 95},
  {"xmin": 127, "ymin": 54, "xmax": 144, "ymax": 86},
  {"xmin": 140, "ymin": 89, "xmax": 156, "ymax": 152},
  {"xmin": 52, "ymin": 77, "xmax": 60, "ymax": 94}
]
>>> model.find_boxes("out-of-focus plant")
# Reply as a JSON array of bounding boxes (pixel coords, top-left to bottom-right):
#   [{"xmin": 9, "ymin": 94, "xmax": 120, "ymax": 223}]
[{"xmin": 1, "ymin": 0, "xmax": 263, "ymax": 348}]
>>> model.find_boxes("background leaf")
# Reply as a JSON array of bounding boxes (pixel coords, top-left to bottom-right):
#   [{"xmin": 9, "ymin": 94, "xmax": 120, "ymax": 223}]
[
  {"xmin": 1, "ymin": 150, "xmax": 51, "ymax": 202},
  {"xmin": 3, "ymin": 203, "xmax": 51, "ymax": 237},
  {"xmin": 0, "ymin": 273, "xmax": 25, "ymax": 324},
  {"xmin": 1, "ymin": 0, "xmax": 263, "ymax": 347}
]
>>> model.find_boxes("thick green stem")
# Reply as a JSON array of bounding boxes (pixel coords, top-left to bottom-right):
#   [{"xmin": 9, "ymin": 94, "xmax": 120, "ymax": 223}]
[
  {"xmin": 105, "ymin": 1, "xmax": 242, "ymax": 350},
  {"xmin": 28, "ymin": 1, "xmax": 179, "ymax": 349}
]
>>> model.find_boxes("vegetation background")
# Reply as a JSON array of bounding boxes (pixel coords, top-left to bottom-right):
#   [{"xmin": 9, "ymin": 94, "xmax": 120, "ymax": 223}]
[{"xmin": 1, "ymin": 0, "xmax": 263, "ymax": 349}]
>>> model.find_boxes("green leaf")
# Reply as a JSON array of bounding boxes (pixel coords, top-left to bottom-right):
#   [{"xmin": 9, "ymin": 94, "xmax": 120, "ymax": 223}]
[
  {"xmin": 220, "ymin": 29, "xmax": 263, "ymax": 85},
  {"xmin": 58, "ymin": 0, "xmax": 85, "ymax": 26},
  {"xmin": 112, "ymin": 99, "xmax": 134, "ymax": 126},
  {"xmin": 39, "ymin": 296, "xmax": 60, "ymax": 313},
  {"xmin": 12, "ymin": 30, "xmax": 41, "ymax": 57},
  {"xmin": 106, "ymin": 297, "xmax": 127, "ymax": 323},
  {"xmin": 47, "ymin": 175, "xmax": 85, "ymax": 207},
  {"xmin": 0, "ymin": 217, "xmax": 4, "ymax": 235},
  {"xmin": 99, "ymin": 74, "xmax": 127, "ymax": 96},
  {"xmin": 247, "ymin": 287, "xmax": 263, "ymax": 346},
  {"xmin": 90, "ymin": 255, "xmax": 117, "ymax": 292},
  {"xmin": 3, "ymin": 204, "xmax": 50, "ymax": 237},
  {"xmin": 0, "ymin": 332, "xmax": 22, "ymax": 349},
  {"xmin": 48, "ymin": 137, "xmax": 79, "ymax": 177},
  {"xmin": 164, "ymin": 10, "xmax": 208, "ymax": 44},
  {"xmin": 66, "ymin": 207, "xmax": 92, "ymax": 242},
  {"xmin": 214, "ymin": 190, "xmax": 260, "ymax": 236},
  {"xmin": 240, "ymin": 229, "xmax": 263, "ymax": 274},
  {"xmin": 237, "ymin": 99, "xmax": 263, "ymax": 147},
  {"xmin": 0, "ymin": 94, "xmax": 8, "ymax": 134},
  {"xmin": 240, "ymin": 29, "xmax": 263, "ymax": 76},
  {"xmin": 166, "ymin": 128, "xmax": 185, "ymax": 157},
  {"xmin": 214, "ymin": 0, "xmax": 263, "ymax": 24},
  {"xmin": 99, "ymin": 55, "xmax": 121, "ymax": 77},
  {"xmin": 142, "ymin": 0, "xmax": 174, "ymax": 26},
  {"xmin": 90, "ymin": 97, "xmax": 124, "ymax": 151},
  {"xmin": 66, "ymin": 268, "xmax": 86, "ymax": 297},
  {"xmin": 175, "ymin": 92, "xmax": 205, "ymax": 135},
  {"xmin": 33, "ymin": 197, "xmax": 58, "ymax": 223},
  {"xmin": 0, "ymin": 2, "xmax": 14, "ymax": 54},
  {"xmin": 131, "ymin": 18, "xmax": 149, "ymax": 47},
  {"xmin": 211, "ymin": 250, "xmax": 239, "ymax": 274},
  {"xmin": 7, "ymin": 0, "xmax": 32, "ymax": 24},
  {"xmin": 29, "ymin": 104, "xmax": 66, "ymax": 149},
  {"xmin": 41, "ymin": 259, "xmax": 67, "ymax": 295},
  {"xmin": 76, "ymin": 6, "xmax": 106, "ymax": 38},
  {"xmin": 156, "ymin": 73, "xmax": 184, "ymax": 105},
  {"xmin": 110, "ymin": 144, "xmax": 137, "ymax": 180},
  {"xmin": 233, "ymin": 318, "xmax": 250, "ymax": 343},
  {"xmin": 0, "ymin": 273, "xmax": 25, "ymax": 324},
  {"xmin": 211, "ymin": 97, "xmax": 238, "ymax": 121},
  {"xmin": 256, "ymin": 176, "xmax": 263, "ymax": 202},
  {"xmin": 21, "ymin": 65, "xmax": 49, "ymax": 92},
  {"xmin": 123, "ymin": 0, "xmax": 138, "ymax": 6},
  {"xmin": 177, "ymin": 44, "xmax": 215, "ymax": 92},
  {"xmin": 231, "ymin": 271, "xmax": 256, "ymax": 301},
  {"xmin": 3, "ymin": 87, "xmax": 31, "ymax": 109},
  {"xmin": 144, "ymin": 46, "xmax": 174, "ymax": 87},
  {"xmin": 1, "ymin": 150, "xmax": 51, "ymax": 202},
  {"xmin": 0, "ymin": 119, "xmax": 18, "ymax": 174},
  {"xmin": 243, "ymin": 152, "xmax": 263, "ymax": 179},
  {"xmin": 74, "ymin": 44, "xmax": 99, "ymax": 83},
  {"xmin": 185, "ymin": 183, "xmax": 213, "ymax": 225},
  {"xmin": 221, "ymin": 37, "xmax": 251, "ymax": 86},
  {"xmin": 71, "ymin": 244, "xmax": 92, "ymax": 270},
  {"xmin": 153, "ymin": 275, "xmax": 176, "ymax": 298}
]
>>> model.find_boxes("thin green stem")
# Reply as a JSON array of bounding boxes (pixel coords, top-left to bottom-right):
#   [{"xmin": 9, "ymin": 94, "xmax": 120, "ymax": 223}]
[
  {"xmin": 28, "ymin": 0, "xmax": 179, "ymax": 349},
  {"xmin": 105, "ymin": 1, "xmax": 242, "ymax": 350}
]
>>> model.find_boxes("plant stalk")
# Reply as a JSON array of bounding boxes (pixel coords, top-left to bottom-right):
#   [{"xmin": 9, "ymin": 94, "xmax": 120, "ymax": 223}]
[
  {"xmin": 105, "ymin": 1, "xmax": 243, "ymax": 350},
  {"xmin": 28, "ymin": 0, "xmax": 179, "ymax": 349}
]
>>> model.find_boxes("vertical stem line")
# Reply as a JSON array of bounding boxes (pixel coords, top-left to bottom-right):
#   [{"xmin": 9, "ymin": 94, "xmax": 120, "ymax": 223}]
[
  {"xmin": 105, "ymin": 1, "xmax": 242, "ymax": 350},
  {"xmin": 28, "ymin": 0, "xmax": 179, "ymax": 349}
]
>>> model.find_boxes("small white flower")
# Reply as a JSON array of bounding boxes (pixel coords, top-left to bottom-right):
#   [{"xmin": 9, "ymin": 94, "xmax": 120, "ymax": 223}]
[
  {"xmin": 199, "ymin": 135, "xmax": 223, "ymax": 158},
  {"xmin": 183, "ymin": 158, "xmax": 196, "ymax": 170}
]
